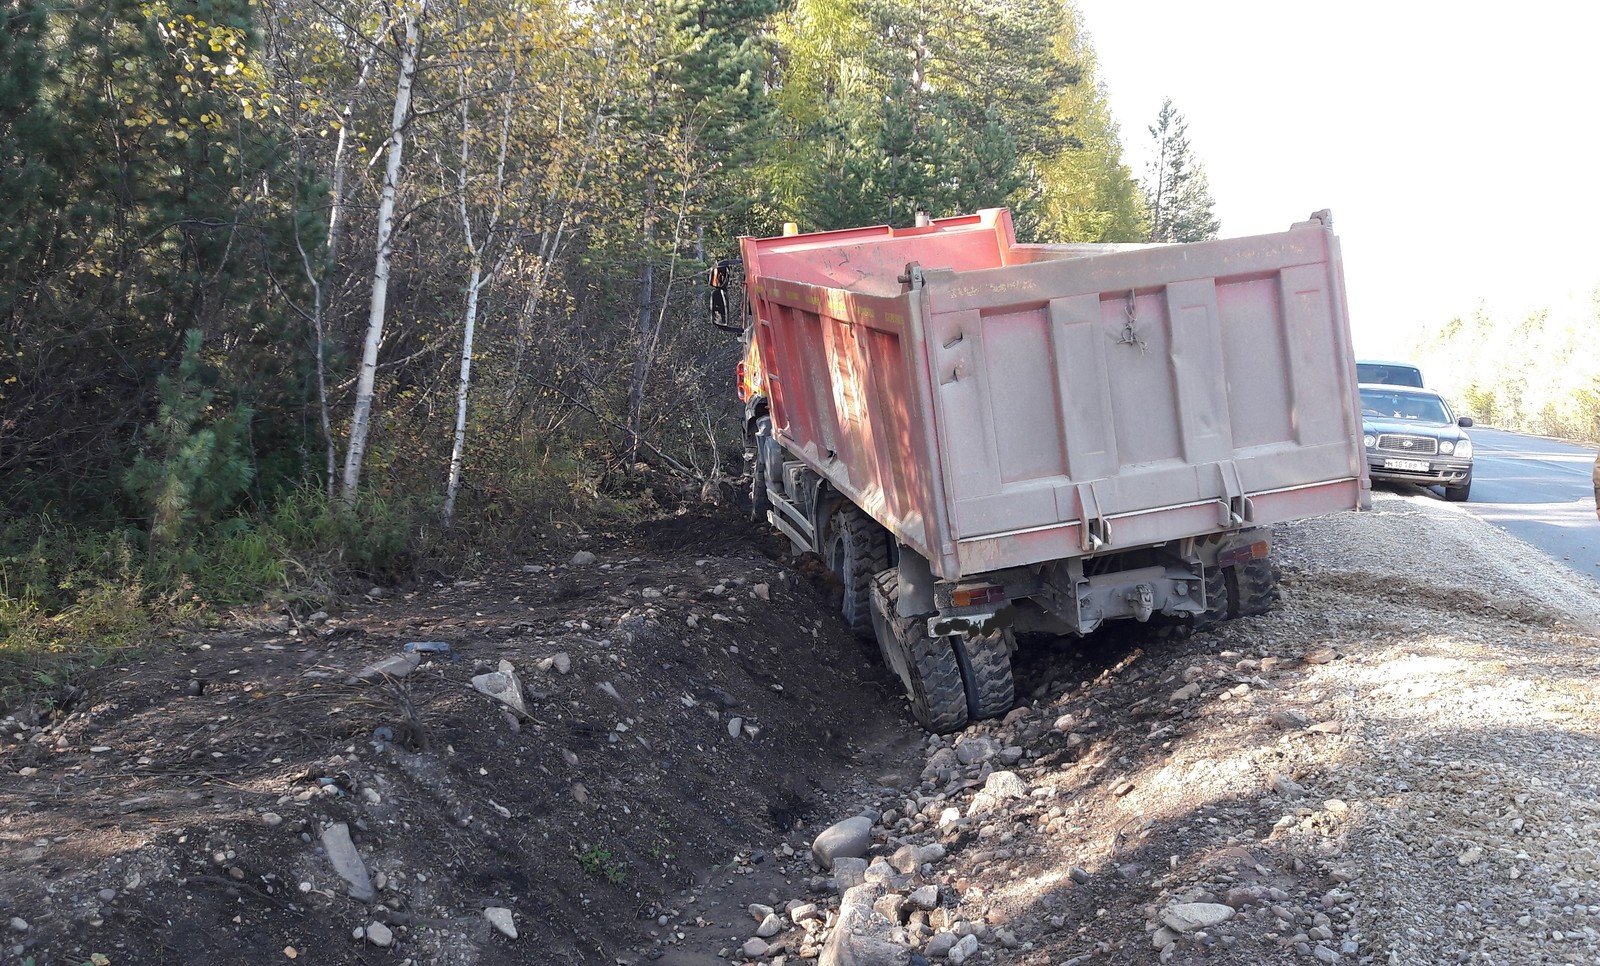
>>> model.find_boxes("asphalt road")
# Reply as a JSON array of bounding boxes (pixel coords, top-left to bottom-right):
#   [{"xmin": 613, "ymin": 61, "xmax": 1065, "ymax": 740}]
[{"xmin": 1410, "ymin": 426, "xmax": 1600, "ymax": 584}]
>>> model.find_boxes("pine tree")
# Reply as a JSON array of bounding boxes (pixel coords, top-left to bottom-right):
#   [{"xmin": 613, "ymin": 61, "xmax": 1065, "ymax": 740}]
[
  {"xmin": 1143, "ymin": 97, "xmax": 1219, "ymax": 243},
  {"xmin": 124, "ymin": 331, "xmax": 255, "ymax": 554}
]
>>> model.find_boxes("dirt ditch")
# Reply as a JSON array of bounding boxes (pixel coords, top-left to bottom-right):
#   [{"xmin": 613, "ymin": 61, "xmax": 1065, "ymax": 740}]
[{"xmin": 5, "ymin": 491, "xmax": 1600, "ymax": 966}]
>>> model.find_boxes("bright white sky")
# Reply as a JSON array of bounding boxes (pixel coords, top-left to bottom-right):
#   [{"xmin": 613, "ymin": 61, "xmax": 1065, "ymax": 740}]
[{"xmin": 1072, "ymin": 0, "xmax": 1600, "ymax": 357}]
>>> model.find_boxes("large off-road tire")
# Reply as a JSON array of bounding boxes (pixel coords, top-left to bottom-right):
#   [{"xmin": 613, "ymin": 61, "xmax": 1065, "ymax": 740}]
[
  {"xmin": 823, "ymin": 503, "xmax": 890, "ymax": 639},
  {"xmin": 749, "ymin": 416, "xmax": 773, "ymax": 523},
  {"xmin": 870, "ymin": 571, "xmax": 969, "ymax": 734},
  {"xmin": 1228, "ymin": 556, "xmax": 1281, "ymax": 618},
  {"xmin": 953, "ymin": 628, "xmax": 1016, "ymax": 721}
]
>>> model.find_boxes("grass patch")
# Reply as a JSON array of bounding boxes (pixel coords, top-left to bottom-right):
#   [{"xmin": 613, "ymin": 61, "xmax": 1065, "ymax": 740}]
[
  {"xmin": 575, "ymin": 845, "xmax": 628, "ymax": 884},
  {"xmin": 0, "ymin": 463, "xmax": 668, "ymax": 711}
]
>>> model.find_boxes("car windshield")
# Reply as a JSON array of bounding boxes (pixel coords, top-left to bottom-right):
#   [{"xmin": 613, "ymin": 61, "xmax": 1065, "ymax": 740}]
[
  {"xmin": 1356, "ymin": 363, "xmax": 1423, "ymax": 387},
  {"xmin": 1359, "ymin": 388, "xmax": 1452, "ymax": 424}
]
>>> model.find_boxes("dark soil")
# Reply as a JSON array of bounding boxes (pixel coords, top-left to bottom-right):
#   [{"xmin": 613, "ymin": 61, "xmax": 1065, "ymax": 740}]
[{"xmin": 0, "ymin": 503, "xmax": 924, "ymax": 965}]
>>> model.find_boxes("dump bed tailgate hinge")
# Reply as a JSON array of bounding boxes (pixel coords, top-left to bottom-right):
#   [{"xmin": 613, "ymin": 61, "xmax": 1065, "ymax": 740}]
[
  {"xmin": 1217, "ymin": 461, "xmax": 1254, "ymax": 528},
  {"xmin": 1077, "ymin": 482, "xmax": 1111, "ymax": 552}
]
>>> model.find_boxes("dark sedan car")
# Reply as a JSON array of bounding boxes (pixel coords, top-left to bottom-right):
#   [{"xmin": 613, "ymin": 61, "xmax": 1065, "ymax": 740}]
[{"xmin": 1359, "ymin": 384, "xmax": 1475, "ymax": 502}]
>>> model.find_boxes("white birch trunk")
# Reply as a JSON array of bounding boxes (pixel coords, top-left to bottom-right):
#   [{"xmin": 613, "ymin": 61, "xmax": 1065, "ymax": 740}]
[
  {"xmin": 441, "ymin": 49, "xmax": 514, "ymax": 525},
  {"xmin": 442, "ymin": 261, "xmax": 482, "ymax": 524},
  {"xmin": 341, "ymin": 5, "xmax": 424, "ymax": 504}
]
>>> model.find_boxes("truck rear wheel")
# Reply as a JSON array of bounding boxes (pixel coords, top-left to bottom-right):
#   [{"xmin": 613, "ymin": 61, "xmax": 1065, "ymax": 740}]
[
  {"xmin": 870, "ymin": 571, "xmax": 969, "ymax": 734},
  {"xmin": 823, "ymin": 503, "xmax": 890, "ymax": 639},
  {"xmin": 954, "ymin": 629, "xmax": 1015, "ymax": 721},
  {"xmin": 749, "ymin": 416, "xmax": 773, "ymax": 523},
  {"xmin": 1228, "ymin": 556, "xmax": 1281, "ymax": 618}
]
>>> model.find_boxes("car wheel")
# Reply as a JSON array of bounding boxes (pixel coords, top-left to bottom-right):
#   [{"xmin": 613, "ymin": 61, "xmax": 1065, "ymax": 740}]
[{"xmin": 1444, "ymin": 476, "xmax": 1471, "ymax": 503}]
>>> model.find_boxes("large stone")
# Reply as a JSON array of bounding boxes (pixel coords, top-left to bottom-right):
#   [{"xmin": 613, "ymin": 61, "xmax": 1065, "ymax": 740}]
[
  {"xmin": 832, "ymin": 856, "xmax": 870, "ymax": 890},
  {"xmin": 983, "ymin": 770, "xmax": 1028, "ymax": 799},
  {"xmin": 353, "ymin": 652, "xmax": 421, "ymax": 683},
  {"xmin": 819, "ymin": 883, "xmax": 904, "ymax": 966},
  {"xmin": 1160, "ymin": 901, "xmax": 1236, "ymax": 932},
  {"xmin": 925, "ymin": 932, "xmax": 958, "ymax": 958},
  {"xmin": 755, "ymin": 913, "xmax": 783, "ymax": 938},
  {"xmin": 947, "ymin": 934, "xmax": 980, "ymax": 964},
  {"xmin": 812, "ymin": 815, "xmax": 874, "ymax": 870},
  {"xmin": 863, "ymin": 858, "xmax": 897, "ymax": 885},
  {"xmin": 484, "ymin": 907, "xmax": 517, "ymax": 939},
  {"xmin": 320, "ymin": 823, "xmax": 374, "ymax": 902},
  {"xmin": 889, "ymin": 844, "xmax": 921, "ymax": 873},
  {"xmin": 364, "ymin": 921, "xmax": 393, "ymax": 947},
  {"xmin": 1271, "ymin": 772, "xmax": 1308, "ymax": 798},
  {"xmin": 741, "ymin": 937, "xmax": 770, "ymax": 958},
  {"xmin": 953, "ymin": 736, "xmax": 996, "ymax": 766},
  {"xmin": 471, "ymin": 669, "xmax": 527, "ymax": 716}
]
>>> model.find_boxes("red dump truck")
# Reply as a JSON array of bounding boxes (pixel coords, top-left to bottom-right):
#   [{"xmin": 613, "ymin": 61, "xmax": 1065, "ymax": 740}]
[{"xmin": 710, "ymin": 208, "xmax": 1369, "ymax": 733}]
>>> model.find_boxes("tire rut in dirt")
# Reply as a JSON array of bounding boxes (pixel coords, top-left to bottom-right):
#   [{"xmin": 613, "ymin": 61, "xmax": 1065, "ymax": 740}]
[
  {"xmin": 825, "ymin": 503, "xmax": 891, "ymax": 639},
  {"xmin": 953, "ymin": 629, "xmax": 1015, "ymax": 722},
  {"xmin": 870, "ymin": 571, "xmax": 968, "ymax": 733},
  {"xmin": 1230, "ymin": 556, "xmax": 1281, "ymax": 618}
]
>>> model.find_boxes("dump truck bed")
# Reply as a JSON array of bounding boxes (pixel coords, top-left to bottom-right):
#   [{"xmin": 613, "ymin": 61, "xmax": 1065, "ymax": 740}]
[{"xmin": 742, "ymin": 209, "xmax": 1367, "ymax": 580}]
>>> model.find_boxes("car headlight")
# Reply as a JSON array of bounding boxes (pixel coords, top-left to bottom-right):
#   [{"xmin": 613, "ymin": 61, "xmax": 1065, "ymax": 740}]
[
  {"xmin": 1439, "ymin": 440, "xmax": 1454, "ymax": 455},
  {"xmin": 1454, "ymin": 437, "xmax": 1472, "ymax": 459},
  {"xmin": 1363, "ymin": 434, "xmax": 1376, "ymax": 449}
]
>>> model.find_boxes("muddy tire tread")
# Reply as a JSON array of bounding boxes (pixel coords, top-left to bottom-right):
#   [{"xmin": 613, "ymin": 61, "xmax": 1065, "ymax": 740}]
[
  {"xmin": 954, "ymin": 629, "xmax": 1015, "ymax": 721},
  {"xmin": 749, "ymin": 417, "xmax": 772, "ymax": 523},
  {"xmin": 870, "ymin": 571, "xmax": 969, "ymax": 734},
  {"xmin": 1230, "ymin": 556, "xmax": 1281, "ymax": 618},
  {"xmin": 825, "ymin": 503, "xmax": 890, "ymax": 639}
]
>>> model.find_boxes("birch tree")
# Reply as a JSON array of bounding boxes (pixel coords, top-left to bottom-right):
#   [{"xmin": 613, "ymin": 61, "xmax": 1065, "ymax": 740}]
[
  {"xmin": 342, "ymin": 1, "xmax": 426, "ymax": 503},
  {"xmin": 264, "ymin": 0, "xmax": 390, "ymax": 495},
  {"xmin": 441, "ymin": 13, "xmax": 517, "ymax": 525}
]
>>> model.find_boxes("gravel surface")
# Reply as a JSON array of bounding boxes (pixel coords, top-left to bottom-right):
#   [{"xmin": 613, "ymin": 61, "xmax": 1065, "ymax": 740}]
[{"xmin": 662, "ymin": 490, "xmax": 1600, "ymax": 966}]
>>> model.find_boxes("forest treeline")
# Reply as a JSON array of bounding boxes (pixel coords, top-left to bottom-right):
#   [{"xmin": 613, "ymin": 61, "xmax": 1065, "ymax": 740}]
[
  {"xmin": 1409, "ymin": 299, "xmax": 1600, "ymax": 443},
  {"xmin": 1, "ymin": 0, "xmax": 1176, "ymax": 676}
]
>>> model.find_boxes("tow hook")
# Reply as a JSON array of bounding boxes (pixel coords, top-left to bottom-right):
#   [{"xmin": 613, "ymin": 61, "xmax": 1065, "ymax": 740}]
[{"xmin": 1128, "ymin": 583, "xmax": 1154, "ymax": 622}]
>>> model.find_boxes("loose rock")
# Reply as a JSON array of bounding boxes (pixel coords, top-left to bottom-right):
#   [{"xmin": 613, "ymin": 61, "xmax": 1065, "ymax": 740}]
[
  {"xmin": 364, "ymin": 921, "xmax": 393, "ymax": 947},
  {"xmin": 471, "ymin": 668, "xmax": 528, "ymax": 716},
  {"xmin": 812, "ymin": 815, "xmax": 874, "ymax": 870},
  {"xmin": 1160, "ymin": 902, "xmax": 1236, "ymax": 932},
  {"xmin": 484, "ymin": 906, "xmax": 517, "ymax": 939},
  {"xmin": 319, "ymin": 823, "xmax": 375, "ymax": 903}
]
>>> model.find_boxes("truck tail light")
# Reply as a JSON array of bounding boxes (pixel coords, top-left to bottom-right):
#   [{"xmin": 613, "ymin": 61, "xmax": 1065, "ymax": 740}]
[
  {"xmin": 1217, "ymin": 539, "xmax": 1271, "ymax": 568},
  {"xmin": 952, "ymin": 585, "xmax": 1006, "ymax": 607}
]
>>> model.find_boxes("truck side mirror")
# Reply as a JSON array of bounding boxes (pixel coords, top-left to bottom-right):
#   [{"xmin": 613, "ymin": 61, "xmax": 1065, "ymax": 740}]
[{"xmin": 708, "ymin": 259, "xmax": 743, "ymax": 332}]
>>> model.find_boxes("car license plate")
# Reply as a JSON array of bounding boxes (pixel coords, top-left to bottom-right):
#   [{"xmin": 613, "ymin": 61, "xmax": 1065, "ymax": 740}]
[{"xmin": 1383, "ymin": 458, "xmax": 1430, "ymax": 472}]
